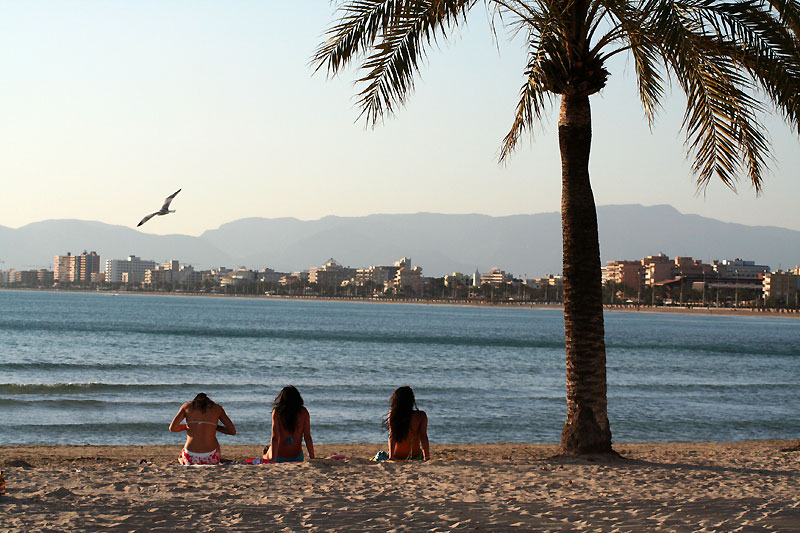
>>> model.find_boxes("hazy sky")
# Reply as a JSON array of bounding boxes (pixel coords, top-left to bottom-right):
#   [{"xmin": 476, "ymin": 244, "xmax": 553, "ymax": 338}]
[{"xmin": 2, "ymin": 1, "xmax": 799, "ymax": 236}]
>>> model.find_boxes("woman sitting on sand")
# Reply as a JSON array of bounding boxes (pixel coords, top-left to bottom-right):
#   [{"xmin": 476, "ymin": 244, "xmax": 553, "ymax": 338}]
[
  {"xmin": 169, "ymin": 392, "xmax": 236, "ymax": 465},
  {"xmin": 384, "ymin": 386, "xmax": 430, "ymax": 461},
  {"xmin": 262, "ymin": 385, "xmax": 315, "ymax": 463}
]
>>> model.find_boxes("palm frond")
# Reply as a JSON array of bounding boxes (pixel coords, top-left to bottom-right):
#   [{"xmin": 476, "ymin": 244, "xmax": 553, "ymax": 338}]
[
  {"xmin": 649, "ymin": 0, "xmax": 772, "ymax": 192},
  {"xmin": 313, "ymin": 0, "xmax": 474, "ymax": 125},
  {"xmin": 598, "ymin": 0, "xmax": 665, "ymax": 125},
  {"xmin": 499, "ymin": 17, "xmax": 561, "ymax": 160},
  {"xmin": 699, "ymin": 1, "xmax": 800, "ymax": 132},
  {"xmin": 765, "ymin": 0, "xmax": 800, "ymax": 38}
]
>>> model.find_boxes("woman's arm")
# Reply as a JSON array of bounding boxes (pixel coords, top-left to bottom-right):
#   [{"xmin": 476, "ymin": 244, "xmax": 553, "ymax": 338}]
[
  {"xmin": 217, "ymin": 406, "xmax": 236, "ymax": 435},
  {"xmin": 267, "ymin": 410, "xmax": 281, "ymax": 463},
  {"xmin": 387, "ymin": 412, "xmax": 396, "ymax": 459},
  {"xmin": 302, "ymin": 408, "xmax": 315, "ymax": 459},
  {"xmin": 168, "ymin": 404, "xmax": 188, "ymax": 432},
  {"xmin": 418, "ymin": 411, "xmax": 430, "ymax": 461}
]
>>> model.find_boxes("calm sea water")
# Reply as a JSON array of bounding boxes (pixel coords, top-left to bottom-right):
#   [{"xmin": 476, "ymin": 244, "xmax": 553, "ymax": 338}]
[{"xmin": 1, "ymin": 290, "xmax": 798, "ymax": 446}]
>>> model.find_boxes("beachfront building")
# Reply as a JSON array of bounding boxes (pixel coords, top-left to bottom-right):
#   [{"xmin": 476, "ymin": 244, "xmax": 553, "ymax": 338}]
[
  {"xmin": 53, "ymin": 253, "xmax": 74, "ymax": 282},
  {"xmin": 278, "ymin": 274, "xmax": 303, "ymax": 287},
  {"xmin": 308, "ymin": 258, "xmax": 356, "ymax": 288},
  {"xmin": 673, "ymin": 256, "xmax": 714, "ymax": 281},
  {"xmin": 202, "ymin": 267, "xmax": 233, "ymax": 284},
  {"xmin": 8, "ymin": 269, "xmax": 39, "ymax": 285},
  {"xmin": 530, "ymin": 274, "xmax": 564, "ymax": 300},
  {"xmin": 642, "ymin": 254, "xmax": 674, "ymax": 286},
  {"xmin": 258, "ymin": 268, "xmax": 285, "ymax": 284},
  {"xmin": 763, "ymin": 271, "xmax": 799, "ymax": 303},
  {"xmin": 219, "ymin": 267, "xmax": 257, "ymax": 287},
  {"xmin": 78, "ymin": 251, "xmax": 101, "ymax": 282},
  {"xmin": 54, "ymin": 251, "xmax": 100, "ymax": 282},
  {"xmin": 602, "ymin": 260, "xmax": 643, "ymax": 290},
  {"xmin": 144, "ymin": 261, "xmax": 201, "ymax": 286},
  {"xmin": 105, "ymin": 255, "xmax": 156, "ymax": 284},
  {"xmin": 37, "ymin": 269, "xmax": 54, "ymax": 284},
  {"xmin": 713, "ymin": 259, "xmax": 770, "ymax": 281},
  {"xmin": 0, "ymin": 270, "xmax": 8, "ymax": 285},
  {"xmin": 391, "ymin": 263, "xmax": 424, "ymax": 294},
  {"xmin": 354, "ymin": 258, "xmax": 415, "ymax": 288},
  {"xmin": 480, "ymin": 267, "xmax": 512, "ymax": 286},
  {"xmin": 444, "ymin": 272, "xmax": 472, "ymax": 288}
]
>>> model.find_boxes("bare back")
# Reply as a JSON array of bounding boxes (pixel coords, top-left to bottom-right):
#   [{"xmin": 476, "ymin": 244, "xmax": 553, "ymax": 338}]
[
  {"xmin": 263, "ymin": 406, "xmax": 315, "ymax": 461},
  {"xmin": 389, "ymin": 410, "xmax": 430, "ymax": 460},
  {"xmin": 170, "ymin": 402, "xmax": 232, "ymax": 453}
]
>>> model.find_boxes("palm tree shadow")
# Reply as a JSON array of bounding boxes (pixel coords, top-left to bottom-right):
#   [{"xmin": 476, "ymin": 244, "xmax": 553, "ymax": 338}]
[{"xmin": 536, "ymin": 449, "xmax": 799, "ymax": 479}]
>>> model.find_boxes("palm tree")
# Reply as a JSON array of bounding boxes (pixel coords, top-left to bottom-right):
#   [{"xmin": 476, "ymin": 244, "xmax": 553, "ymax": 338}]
[{"xmin": 313, "ymin": 0, "xmax": 800, "ymax": 455}]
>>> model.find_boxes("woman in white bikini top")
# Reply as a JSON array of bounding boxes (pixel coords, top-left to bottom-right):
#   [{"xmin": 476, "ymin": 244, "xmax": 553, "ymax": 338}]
[{"xmin": 169, "ymin": 392, "xmax": 236, "ymax": 464}]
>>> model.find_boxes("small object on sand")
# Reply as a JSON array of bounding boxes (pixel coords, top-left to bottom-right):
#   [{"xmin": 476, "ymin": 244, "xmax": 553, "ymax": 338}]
[
  {"xmin": 137, "ymin": 189, "xmax": 181, "ymax": 227},
  {"xmin": 330, "ymin": 455, "xmax": 346, "ymax": 460},
  {"xmin": 0, "ymin": 470, "xmax": 5, "ymax": 496},
  {"xmin": 371, "ymin": 451, "xmax": 389, "ymax": 462}
]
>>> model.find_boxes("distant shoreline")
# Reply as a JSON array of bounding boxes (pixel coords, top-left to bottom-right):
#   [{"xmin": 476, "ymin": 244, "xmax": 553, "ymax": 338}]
[{"xmin": 2, "ymin": 287, "xmax": 798, "ymax": 318}]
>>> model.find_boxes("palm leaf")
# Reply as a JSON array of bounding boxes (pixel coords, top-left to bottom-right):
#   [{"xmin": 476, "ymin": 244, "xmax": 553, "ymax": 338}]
[{"xmin": 313, "ymin": 0, "xmax": 474, "ymax": 125}]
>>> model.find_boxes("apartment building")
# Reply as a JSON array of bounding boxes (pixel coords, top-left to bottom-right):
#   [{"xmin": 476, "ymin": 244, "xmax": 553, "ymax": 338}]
[
  {"xmin": 602, "ymin": 260, "xmax": 643, "ymax": 289},
  {"xmin": 763, "ymin": 271, "xmax": 799, "ymax": 302},
  {"xmin": 355, "ymin": 258, "xmax": 412, "ymax": 286},
  {"xmin": 480, "ymin": 267, "xmax": 512, "ymax": 286},
  {"xmin": 53, "ymin": 253, "xmax": 74, "ymax": 282},
  {"xmin": 391, "ymin": 264, "xmax": 424, "ymax": 294},
  {"xmin": 308, "ymin": 258, "xmax": 356, "ymax": 288},
  {"xmin": 54, "ymin": 251, "xmax": 100, "ymax": 282},
  {"xmin": 444, "ymin": 272, "xmax": 472, "ymax": 288},
  {"xmin": 713, "ymin": 259, "xmax": 770, "ymax": 280},
  {"xmin": 105, "ymin": 255, "xmax": 156, "ymax": 284},
  {"xmin": 642, "ymin": 254, "xmax": 674, "ymax": 286},
  {"xmin": 220, "ymin": 268, "xmax": 257, "ymax": 287}
]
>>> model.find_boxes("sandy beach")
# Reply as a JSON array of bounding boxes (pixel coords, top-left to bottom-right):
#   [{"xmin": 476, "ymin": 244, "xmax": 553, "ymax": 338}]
[{"xmin": 2, "ymin": 441, "xmax": 798, "ymax": 531}]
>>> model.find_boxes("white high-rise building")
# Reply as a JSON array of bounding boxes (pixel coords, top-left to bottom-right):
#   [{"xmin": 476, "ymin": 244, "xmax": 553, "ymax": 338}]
[{"xmin": 105, "ymin": 255, "xmax": 156, "ymax": 284}]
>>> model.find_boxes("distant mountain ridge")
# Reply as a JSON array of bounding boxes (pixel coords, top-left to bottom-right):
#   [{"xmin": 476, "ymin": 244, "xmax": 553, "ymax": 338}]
[{"xmin": 2, "ymin": 205, "xmax": 798, "ymax": 276}]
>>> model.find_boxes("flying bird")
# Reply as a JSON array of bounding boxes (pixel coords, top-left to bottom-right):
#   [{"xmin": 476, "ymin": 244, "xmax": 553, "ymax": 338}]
[{"xmin": 137, "ymin": 189, "xmax": 181, "ymax": 227}]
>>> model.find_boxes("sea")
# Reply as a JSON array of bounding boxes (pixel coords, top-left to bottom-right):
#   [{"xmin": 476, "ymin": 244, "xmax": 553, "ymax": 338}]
[{"xmin": 1, "ymin": 290, "xmax": 798, "ymax": 446}]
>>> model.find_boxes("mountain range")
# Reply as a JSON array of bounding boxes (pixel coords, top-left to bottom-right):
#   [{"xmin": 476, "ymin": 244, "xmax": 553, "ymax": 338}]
[{"xmin": 1, "ymin": 204, "xmax": 798, "ymax": 276}]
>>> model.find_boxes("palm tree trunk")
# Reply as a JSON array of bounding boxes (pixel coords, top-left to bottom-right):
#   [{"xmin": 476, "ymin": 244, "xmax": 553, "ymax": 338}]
[{"xmin": 556, "ymin": 93, "xmax": 613, "ymax": 455}]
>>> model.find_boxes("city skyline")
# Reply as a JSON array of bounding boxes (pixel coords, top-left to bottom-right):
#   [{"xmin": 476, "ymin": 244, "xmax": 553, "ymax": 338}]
[{"xmin": 1, "ymin": 1, "xmax": 800, "ymax": 236}]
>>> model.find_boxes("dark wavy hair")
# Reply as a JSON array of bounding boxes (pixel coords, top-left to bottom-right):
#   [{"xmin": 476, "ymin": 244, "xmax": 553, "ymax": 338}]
[
  {"xmin": 191, "ymin": 392, "xmax": 215, "ymax": 413},
  {"xmin": 273, "ymin": 385, "xmax": 304, "ymax": 433},
  {"xmin": 382, "ymin": 386, "xmax": 418, "ymax": 442}
]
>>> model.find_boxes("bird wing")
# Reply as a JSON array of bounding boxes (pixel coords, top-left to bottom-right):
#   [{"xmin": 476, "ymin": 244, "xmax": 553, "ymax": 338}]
[
  {"xmin": 161, "ymin": 188, "xmax": 181, "ymax": 210},
  {"xmin": 137, "ymin": 212, "xmax": 158, "ymax": 227}
]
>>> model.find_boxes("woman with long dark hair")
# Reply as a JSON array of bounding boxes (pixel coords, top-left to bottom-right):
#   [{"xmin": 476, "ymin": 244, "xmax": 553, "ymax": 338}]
[
  {"xmin": 169, "ymin": 392, "xmax": 236, "ymax": 465},
  {"xmin": 262, "ymin": 385, "xmax": 315, "ymax": 463},
  {"xmin": 383, "ymin": 386, "xmax": 430, "ymax": 461}
]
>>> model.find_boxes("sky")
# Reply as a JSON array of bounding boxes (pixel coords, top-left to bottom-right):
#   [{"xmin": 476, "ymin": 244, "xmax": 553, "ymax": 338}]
[{"xmin": 1, "ymin": 1, "xmax": 799, "ymax": 236}]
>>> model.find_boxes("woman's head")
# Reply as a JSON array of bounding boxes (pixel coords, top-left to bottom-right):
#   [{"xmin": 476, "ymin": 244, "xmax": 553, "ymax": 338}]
[
  {"xmin": 384, "ymin": 386, "xmax": 418, "ymax": 441},
  {"xmin": 191, "ymin": 392, "xmax": 214, "ymax": 413},
  {"xmin": 273, "ymin": 385, "xmax": 304, "ymax": 433}
]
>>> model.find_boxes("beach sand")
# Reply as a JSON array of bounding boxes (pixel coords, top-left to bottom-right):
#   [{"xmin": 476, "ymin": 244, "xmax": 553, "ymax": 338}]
[{"xmin": 2, "ymin": 441, "xmax": 798, "ymax": 531}]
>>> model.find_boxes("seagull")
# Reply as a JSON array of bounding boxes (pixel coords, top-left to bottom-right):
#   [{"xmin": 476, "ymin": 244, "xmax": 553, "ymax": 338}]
[{"xmin": 137, "ymin": 189, "xmax": 181, "ymax": 227}]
